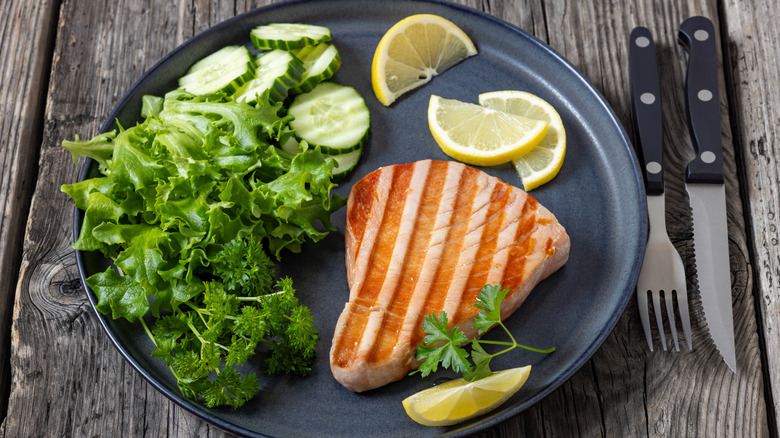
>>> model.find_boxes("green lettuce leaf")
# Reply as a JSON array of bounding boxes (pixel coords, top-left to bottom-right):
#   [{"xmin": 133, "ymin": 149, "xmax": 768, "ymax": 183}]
[
  {"xmin": 62, "ymin": 131, "xmax": 116, "ymax": 171},
  {"xmin": 63, "ymin": 86, "xmax": 345, "ymax": 321},
  {"xmin": 87, "ymin": 267, "xmax": 149, "ymax": 322}
]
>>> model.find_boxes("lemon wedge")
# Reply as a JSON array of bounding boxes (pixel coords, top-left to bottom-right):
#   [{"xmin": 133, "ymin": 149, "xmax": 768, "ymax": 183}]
[
  {"xmin": 402, "ymin": 366, "xmax": 532, "ymax": 426},
  {"xmin": 371, "ymin": 14, "xmax": 477, "ymax": 106},
  {"xmin": 428, "ymin": 95, "xmax": 548, "ymax": 166},
  {"xmin": 479, "ymin": 91, "xmax": 566, "ymax": 190}
]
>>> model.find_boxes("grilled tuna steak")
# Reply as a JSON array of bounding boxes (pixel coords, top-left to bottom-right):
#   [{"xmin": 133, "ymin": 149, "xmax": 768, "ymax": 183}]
[{"xmin": 330, "ymin": 160, "xmax": 570, "ymax": 392}]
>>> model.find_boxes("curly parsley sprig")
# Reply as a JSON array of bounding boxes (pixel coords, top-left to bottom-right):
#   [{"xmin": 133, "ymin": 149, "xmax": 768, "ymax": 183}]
[
  {"xmin": 412, "ymin": 284, "xmax": 555, "ymax": 382},
  {"xmin": 139, "ymin": 235, "xmax": 318, "ymax": 409}
]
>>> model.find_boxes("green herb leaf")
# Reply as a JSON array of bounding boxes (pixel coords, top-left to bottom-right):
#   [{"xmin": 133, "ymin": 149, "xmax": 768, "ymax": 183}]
[
  {"xmin": 473, "ymin": 284, "xmax": 509, "ymax": 335},
  {"xmin": 412, "ymin": 284, "xmax": 555, "ymax": 383},
  {"xmin": 413, "ymin": 312, "xmax": 471, "ymax": 377},
  {"xmin": 463, "ymin": 341, "xmax": 493, "ymax": 382},
  {"xmin": 201, "ymin": 366, "xmax": 260, "ymax": 409},
  {"xmin": 211, "ymin": 234, "xmax": 275, "ymax": 296},
  {"xmin": 140, "ymin": 249, "xmax": 317, "ymax": 408}
]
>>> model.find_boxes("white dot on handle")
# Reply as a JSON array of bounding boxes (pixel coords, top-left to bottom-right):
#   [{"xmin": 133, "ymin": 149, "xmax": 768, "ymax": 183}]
[
  {"xmin": 698, "ymin": 89, "xmax": 713, "ymax": 101},
  {"xmin": 701, "ymin": 151, "xmax": 717, "ymax": 163},
  {"xmin": 646, "ymin": 161, "xmax": 662, "ymax": 174},
  {"xmin": 640, "ymin": 93, "xmax": 656, "ymax": 105},
  {"xmin": 694, "ymin": 30, "xmax": 709, "ymax": 41},
  {"xmin": 635, "ymin": 36, "xmax": 650, "ymax": 48}
]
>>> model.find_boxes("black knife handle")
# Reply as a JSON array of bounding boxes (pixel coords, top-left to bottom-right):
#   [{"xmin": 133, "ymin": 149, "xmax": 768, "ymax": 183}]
[
  {"xmin": 678, "ymin": 16, "xmax": 724, "ymax": 184},
  {"xmin": 629, "ymin": 27, "xmax": 664, "ymax": 195}
]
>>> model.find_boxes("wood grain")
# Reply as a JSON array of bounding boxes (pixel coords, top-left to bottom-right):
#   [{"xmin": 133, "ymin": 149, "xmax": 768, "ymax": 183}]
[
  {"xmin": 721, "ymin": 0, "xmax": 780, "ymax": 433},
  {"xmin": 1, "ymin": 1, "xmax": 269, "ymax": 437},
  {"xmin": 0, "ymin": 0, "xmax": 59, "ymax": 421},
  {"xmin": 0, "ymin": 0, "xmax": 772, "ymax": 437},
  {"xmin": 473, "ymin": 2, "xmax": 765, "ymax": 437}
]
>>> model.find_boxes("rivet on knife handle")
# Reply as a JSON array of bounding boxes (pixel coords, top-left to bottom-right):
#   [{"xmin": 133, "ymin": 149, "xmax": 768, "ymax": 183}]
[
  {"xmin": 629, "ymin": 27, "xmax": 664, "ymax": 195},
  {"xmin": 678, "ymin": 16, "xmax": 724, "ymax": 184}
]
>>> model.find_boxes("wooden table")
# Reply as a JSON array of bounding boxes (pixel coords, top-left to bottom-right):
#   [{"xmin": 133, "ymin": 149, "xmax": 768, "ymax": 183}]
[{"xmin": 1, "ymin": 0, "xmax": 777, "ymax": 436}]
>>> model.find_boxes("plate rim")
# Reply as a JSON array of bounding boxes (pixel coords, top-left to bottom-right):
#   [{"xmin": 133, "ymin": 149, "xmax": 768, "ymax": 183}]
[{"xmin": 72, "ymin": 0, "xmax": 648, "ymax": 437}]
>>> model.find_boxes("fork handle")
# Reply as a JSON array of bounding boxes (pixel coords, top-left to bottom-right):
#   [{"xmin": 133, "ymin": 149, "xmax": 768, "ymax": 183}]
[{"xmin": 629, "ymin": 27, "xmax": 664, "ymax": 195}]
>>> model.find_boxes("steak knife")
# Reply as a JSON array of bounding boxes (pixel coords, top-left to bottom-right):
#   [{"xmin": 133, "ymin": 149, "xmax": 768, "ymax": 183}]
[{"xmin": 678, "ymin": 16, "xmax": 736, "ymax": 372}]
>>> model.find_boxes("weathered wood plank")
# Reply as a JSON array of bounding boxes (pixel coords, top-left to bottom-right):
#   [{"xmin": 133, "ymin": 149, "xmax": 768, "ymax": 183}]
[
  {"xmin": 0, "ymin": 0, "xmax": 59, "ymax": 421},
  {"xmin": 1, "ymin": 0, "xmax": 771, "ymax": 437},
  {"xmin": 1, "ymin": 1, "xmax": 268, "ymax": 437},
  {"xmin": 472, "ymin": 0, "xmax": 767, "ymax": 436},
  {"xmin": 721, "ymin": 0, "xmax": 780, "ymax": 433}
]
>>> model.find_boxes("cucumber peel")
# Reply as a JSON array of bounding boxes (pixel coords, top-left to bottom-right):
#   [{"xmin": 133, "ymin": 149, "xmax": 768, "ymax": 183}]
[
  {"xmin": 235, "ymin": 50, "xmax": 305, "ymax": 104},
  {"xmin": 179, "ymin": 45, "xmax": 255, "ymax": 96},
  {"xmin": 290, "ymin": 43, "xmax": 341, "ymax": 94},
  {"xmin": 288, "ymin": 82, "xmax": 370, "ymax": 155},
  {"xmin": 251, "ymin": 23, "xmax": 332, "ymax": 50}
]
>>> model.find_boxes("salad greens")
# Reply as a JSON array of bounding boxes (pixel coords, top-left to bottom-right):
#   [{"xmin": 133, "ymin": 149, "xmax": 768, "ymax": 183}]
[
  {"xmin": 61, "ymin": 23, "xmax": 361, "ymax": 408},
  {"xmin": 412, "ymin": 285, "xmax": 556, "ymax": 382},
  {"xmin": 146, "ymin": 237, "xmax": 318, "ymax": 408},
  {"xmin": 62, "ymin": 91, "xmax": 343, "ymax": 318}
]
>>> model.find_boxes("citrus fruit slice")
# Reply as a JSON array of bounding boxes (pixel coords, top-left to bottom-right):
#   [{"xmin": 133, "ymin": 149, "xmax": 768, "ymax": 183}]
[
  {"xmin": 371, "ymin": 14, "xmax": 477, "ymax": 106},
  {"xmin": 428, "ymin": 95, "xmax": 548, "ymax": 166},
  {"xmin": 479, "ymin": 91, "xmax": 566, "ymax": 190},
  {"xmin": 402, "ymin": 366, "xmax": 532, "ymax": 426}
]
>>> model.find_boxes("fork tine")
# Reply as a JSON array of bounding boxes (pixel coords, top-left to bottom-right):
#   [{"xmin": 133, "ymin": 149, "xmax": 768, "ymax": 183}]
[
  {"xmin": 665, "ymin": 291, "xmax": 680, "ymax": 351},
  {"xmin": 638, "ymin": 290, "xmax": 653, "ymax": 351},
  {"xmin": 651, "ymin": 290, "xmax": 668, "ymax": 351},
  {"xmin": 677, "ymin": 289, "xmax": 693, "ymax": 350}
]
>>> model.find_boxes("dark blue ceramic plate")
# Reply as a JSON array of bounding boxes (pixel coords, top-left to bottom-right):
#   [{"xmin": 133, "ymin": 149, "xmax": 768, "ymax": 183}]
[{"xmin": 74, "ymin": 0, "xmax": 647, "ymax": 437}]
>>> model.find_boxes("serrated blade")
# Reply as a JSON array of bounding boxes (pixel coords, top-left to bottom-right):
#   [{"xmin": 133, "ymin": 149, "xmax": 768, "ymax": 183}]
[
  {"xmin": 679, "ymin": 16, "xmax": 736, "ymax": 372},
  {"xmin": 687, "ymin": 183, "xmax": 736, "ymax": 372}
]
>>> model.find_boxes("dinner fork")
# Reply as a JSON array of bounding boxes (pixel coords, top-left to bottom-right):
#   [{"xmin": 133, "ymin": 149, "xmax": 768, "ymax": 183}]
[{"xmin": 629, "ymin": 27, "xmax": 693, "ymax": 351}]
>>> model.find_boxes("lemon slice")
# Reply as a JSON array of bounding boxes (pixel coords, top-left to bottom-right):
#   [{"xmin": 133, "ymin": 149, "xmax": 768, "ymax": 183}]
[
  {"xmin": 372, "ymin": 14, "xmax": 477, "ymax": 106},
  {"xmin": 428, "ymin": 95, "xmax": 548, "ymax": 166},
  {"xmin": 402, "ymin": 366, "xmax": 532, "ymax": 426},
  {"xmin": 479, "ymin": 91, "xmax": 566, "ymax": 190}
]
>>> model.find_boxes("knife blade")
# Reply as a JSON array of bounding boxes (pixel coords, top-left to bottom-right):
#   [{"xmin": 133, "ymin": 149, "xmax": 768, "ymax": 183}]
[{"xmin": 678, "ymin": 16, "xmax": 736, "ymax": 372}]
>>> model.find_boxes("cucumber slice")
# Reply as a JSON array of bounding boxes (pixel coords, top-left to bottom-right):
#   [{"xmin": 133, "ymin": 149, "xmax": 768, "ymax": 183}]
[
  {"xmin": 288, "ymin": 82, "xmax": 370, "ymax": 155},
  {"xmin": 234, "ymin": 50, "xmax": 305, "ymax": 104},
  {"xmin": 290, "ymin": 43, "xmax": 341, "ymax": 94},
  {"xmin": 251, "ymin": 23, "xmax": 332, "ymax": 50},
  {"xmin": 325, "ymin": 147, "xmax": 363, "ymax": 179},
  {"xmin": 179, "ymin": 45, "xmax": 255, "ymax": 96}
]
